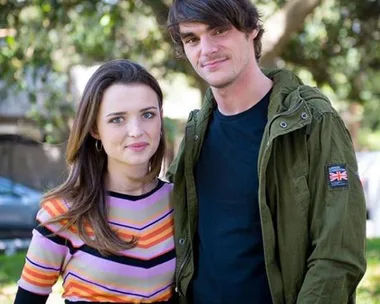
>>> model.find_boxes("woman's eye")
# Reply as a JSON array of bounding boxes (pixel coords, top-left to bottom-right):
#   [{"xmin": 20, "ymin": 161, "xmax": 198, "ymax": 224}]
[
  {"xmin": 142, "ymin": 112, "xmax": 155, "ymax": 119},
  {"xmin": 110, "ymin": 117, "xmax": 124, "ymax": 124}
]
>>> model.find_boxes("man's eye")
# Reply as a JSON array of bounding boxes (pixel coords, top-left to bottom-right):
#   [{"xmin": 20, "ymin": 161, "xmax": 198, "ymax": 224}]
[
  {"xmin": 185, "ymin": 37, "xmax": 197, "ymax": 44},
  {"xmin": 142, "ymin": 112, "xmax": 155, "ymax": 119},
  {"xmin": 214, "ymin": 28, "xmax": 226, "ymax": 35},
  {"xmin": 110, "ymin": 117, "xmax": 124, "ymax": 124}
]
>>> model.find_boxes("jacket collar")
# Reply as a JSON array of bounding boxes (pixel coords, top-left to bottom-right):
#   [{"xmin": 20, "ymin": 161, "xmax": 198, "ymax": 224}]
[{"xmin": 200, "ymin": 68, "xmax": 306, "ymax": 122}]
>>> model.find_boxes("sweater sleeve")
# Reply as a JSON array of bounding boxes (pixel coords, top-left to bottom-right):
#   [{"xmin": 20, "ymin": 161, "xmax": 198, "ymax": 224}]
[{"xmin": 17, "ymin": 199, "xmax": 71, "ymax": 297}]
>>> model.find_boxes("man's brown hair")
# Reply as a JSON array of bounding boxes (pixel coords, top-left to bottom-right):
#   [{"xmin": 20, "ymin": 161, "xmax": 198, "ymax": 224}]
[{"xmin": 167, "ymin": 0, "xmax": 264, "ymax": 61}]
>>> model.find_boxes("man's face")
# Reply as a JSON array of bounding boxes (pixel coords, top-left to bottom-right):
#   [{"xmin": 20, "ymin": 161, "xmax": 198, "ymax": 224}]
[{"xmin": 179, "ymin": 22, "xmax": 257, "ymax": 89}]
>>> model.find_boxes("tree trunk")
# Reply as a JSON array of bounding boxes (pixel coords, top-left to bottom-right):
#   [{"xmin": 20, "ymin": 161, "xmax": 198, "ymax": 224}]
[{"xmin": 260, "ymin": 0, "xmax": 323, "ymax": 68}]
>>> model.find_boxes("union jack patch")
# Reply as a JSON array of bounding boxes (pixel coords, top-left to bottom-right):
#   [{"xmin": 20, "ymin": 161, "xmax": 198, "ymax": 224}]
[{"xmin": 327, "ymin": 164, "xmax": 348, "ymax": 189}]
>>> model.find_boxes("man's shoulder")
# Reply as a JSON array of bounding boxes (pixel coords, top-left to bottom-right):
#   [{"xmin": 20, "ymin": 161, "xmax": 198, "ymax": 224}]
[{"xmin": 298, "ymin": 85, "xmax": 338, "ymax": 119}]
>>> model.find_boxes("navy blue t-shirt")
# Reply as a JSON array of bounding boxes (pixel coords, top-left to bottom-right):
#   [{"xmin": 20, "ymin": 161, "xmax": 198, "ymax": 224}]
[{"xmin": 191, "ymin": 91, "xmax": 273, "ymax": 304}]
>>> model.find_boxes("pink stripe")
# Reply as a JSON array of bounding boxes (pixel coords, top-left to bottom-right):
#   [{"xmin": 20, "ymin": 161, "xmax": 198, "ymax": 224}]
[
  {"xmin": 31, "ymin": 229, "xmax": 69, "ymax": 256},
  {"xmin": 17, "ymin": 280, "xmax": 52, "ymax": 295}
]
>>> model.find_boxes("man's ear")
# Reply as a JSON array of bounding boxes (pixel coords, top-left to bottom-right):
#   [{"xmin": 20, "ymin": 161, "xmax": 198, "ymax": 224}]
[{"xmin": 250, "ymin": 29, "xmax": 258, "ymax": 40}]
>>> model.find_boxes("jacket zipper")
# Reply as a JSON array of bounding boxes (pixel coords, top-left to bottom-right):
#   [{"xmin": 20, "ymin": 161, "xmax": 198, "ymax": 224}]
[
  {"xmin": 175, "ymin": 246, "xmax": 191, "ymax": 297},
  {"xmin": 258, "ymin": 98, "xmax": 309, "ymax": 301}
]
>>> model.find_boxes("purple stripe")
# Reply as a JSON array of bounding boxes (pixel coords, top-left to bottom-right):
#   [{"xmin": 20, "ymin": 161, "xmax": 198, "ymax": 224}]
[
  {"xmin": 63, "ymin": 272, "xmax": 173, "ymax": 298},
  {"xmin": 108, "ymin": 208, "xmax": 173, "ymax": 230},
  {"xmin": 26, "ymin": 256, "xmax": 61, "ymax": 271}
]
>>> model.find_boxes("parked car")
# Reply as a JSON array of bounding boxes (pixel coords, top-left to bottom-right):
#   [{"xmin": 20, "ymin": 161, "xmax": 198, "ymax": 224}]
[{"xmin": 0, "ymin": 176, "xmax": 42, "ymax": 238}]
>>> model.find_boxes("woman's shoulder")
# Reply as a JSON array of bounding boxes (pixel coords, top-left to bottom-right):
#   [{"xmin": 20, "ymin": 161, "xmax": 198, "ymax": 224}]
[{"xmin": 37, "ymin": 197, "xmax": 70, "ymax": 223}]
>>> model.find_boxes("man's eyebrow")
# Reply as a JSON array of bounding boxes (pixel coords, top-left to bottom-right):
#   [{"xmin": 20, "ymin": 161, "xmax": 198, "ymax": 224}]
[{"xmin": 179, "ymin": 31, "xmax": 196, "ymax": 40}]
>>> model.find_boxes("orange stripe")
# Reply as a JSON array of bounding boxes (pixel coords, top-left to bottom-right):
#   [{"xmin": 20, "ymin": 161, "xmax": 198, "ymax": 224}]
[
  {"xmin": 138, "ymin": 227, "xmax": 173, "ymax": 248},
  {"xmin": 153, "ymin": 289, "xmax": 172, "ymax": 302},
  {"xmin": 115, "ymin": 216, "xmax": 173, "ymax": 240},
  {"xmin": 140, "ymin": 231, "xmax": 173, "ymax": 249},
  {"xmin": 41, "ymin": 199, "xmax": 95, "ymax": 237},
  {"xmin": 24, "ymin": 266, "xmax": 57, "ymax": 281},
  {"xmin": 65, "ymin": 281, "xmax": 126, "ymax": 302},
  {"xmin": 44, "ymin": 199, "xmax": 66, "ymax": 217},
  {"xmin": 139, "ymin": 219, "xmax": 174, "ymax": 241},
  {"xmin": 64, "ymin": 275, "xmax": 171, "ymax": 302},
  {"xmin": 22, "ymin": 272, "xmax": 54, "ymax": 288},
  {"xmin": 135, "ymin": 215, "xmax": 173, "ymax": 236}
]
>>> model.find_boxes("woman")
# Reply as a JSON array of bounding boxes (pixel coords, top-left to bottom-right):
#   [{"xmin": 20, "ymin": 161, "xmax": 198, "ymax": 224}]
[{"xmin": 14, "ymin": 59, "xmax": 175, "ymax": 304}]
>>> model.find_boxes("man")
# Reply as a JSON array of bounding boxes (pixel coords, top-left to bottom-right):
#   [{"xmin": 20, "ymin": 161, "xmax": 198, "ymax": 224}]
[{"xmin": 166, "ymin": 1, "xmax": 366, "ymax": 303}]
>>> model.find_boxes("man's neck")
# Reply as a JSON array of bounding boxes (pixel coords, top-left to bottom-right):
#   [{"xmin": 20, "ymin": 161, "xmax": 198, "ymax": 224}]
[{"xmin": 211, "ymin": 67, "xmax": 273, "ymax": 116}]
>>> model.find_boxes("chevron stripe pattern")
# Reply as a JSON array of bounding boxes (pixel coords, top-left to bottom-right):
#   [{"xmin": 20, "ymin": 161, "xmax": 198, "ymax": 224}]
[{"xmin": 18, "ymin": 181, "xmax": 175, "ymax": 303}]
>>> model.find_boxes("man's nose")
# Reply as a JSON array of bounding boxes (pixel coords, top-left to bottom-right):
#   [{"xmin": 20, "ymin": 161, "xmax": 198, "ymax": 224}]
[{"xmin": 200, "ymin": 36, "xmax": 218, "ymax": 56}]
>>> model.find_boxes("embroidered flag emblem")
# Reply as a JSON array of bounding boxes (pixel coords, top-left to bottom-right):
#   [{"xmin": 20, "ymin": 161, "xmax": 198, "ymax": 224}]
[{"xmin": 327, "ymin": 164, "xmax": 348, "ymax": 189}]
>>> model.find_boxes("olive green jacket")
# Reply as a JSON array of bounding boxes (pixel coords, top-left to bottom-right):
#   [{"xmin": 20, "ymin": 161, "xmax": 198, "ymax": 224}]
[{"xmin": 167, "ymin": 69, "xmax": 366, "ymax": 304}]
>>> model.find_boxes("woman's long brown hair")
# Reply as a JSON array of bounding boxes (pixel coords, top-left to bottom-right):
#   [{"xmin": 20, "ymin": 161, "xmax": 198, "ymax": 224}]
[{"xmin": 43, "ymin": 59, "xmax": 166, "ymax": 256}]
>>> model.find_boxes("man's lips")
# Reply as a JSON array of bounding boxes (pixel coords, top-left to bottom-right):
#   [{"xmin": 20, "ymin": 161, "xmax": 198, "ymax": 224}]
[{"xmin": 201, "ymin": 57, "xmax": 227, "ymax": 68}]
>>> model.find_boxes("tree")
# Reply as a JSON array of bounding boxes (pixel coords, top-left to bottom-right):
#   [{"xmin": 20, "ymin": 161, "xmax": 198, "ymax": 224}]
[{"xmin": 0, "ymin": 0, "xmax": 379, "ymax": 148}]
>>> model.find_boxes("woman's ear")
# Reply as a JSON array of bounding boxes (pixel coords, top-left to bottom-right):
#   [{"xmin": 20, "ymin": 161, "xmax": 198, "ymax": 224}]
[{"xmin": 90, "ymin": 126, "xmax": 100, "ymax": 140}]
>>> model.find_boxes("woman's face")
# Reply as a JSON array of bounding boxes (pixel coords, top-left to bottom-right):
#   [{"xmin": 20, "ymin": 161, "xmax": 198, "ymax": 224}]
[{"xmin": 92, "ymin": 83, "xmax": 162, "ymax": 173}]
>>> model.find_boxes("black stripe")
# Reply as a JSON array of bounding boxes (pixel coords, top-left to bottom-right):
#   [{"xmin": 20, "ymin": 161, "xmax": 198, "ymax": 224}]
[
  {"xmin": 79, "ymin": 245, "xmax": 176, "ymax": 268},
  {"xmin": 36, "ymin": 225, "xmax": 176, "ymax": 268},
  {"xmin": 108, "ymin": 179, "xmax": 166, "ymax": 201}
]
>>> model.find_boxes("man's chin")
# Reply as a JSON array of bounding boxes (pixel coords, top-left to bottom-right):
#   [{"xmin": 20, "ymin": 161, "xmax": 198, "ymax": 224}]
[{"xmin": 208, "ymin": 79, "xmax": 234, "ymax": 89}]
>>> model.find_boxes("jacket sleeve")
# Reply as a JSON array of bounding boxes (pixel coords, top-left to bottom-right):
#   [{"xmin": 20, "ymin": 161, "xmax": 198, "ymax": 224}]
[
  {"xmin": 166, "ymin": 135, "xmax": 186, "ymax": 183},
  {"xmin": 296, "ymin": 111, "xmax": 366, "ymax": 303}
]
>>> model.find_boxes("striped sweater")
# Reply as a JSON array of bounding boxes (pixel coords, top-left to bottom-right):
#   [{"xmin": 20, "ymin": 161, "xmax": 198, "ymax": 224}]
[{"xmin": 17, "ymin": 181, "xmax": 175, "ymax": 303}]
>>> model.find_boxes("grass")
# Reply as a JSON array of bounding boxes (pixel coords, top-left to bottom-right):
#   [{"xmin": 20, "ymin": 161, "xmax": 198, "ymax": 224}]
[
  {"xmin": 1, "ymin": 239, "xmax": 380, "ymax": 303},
  {"xmin": 0, "ymin": 252, "xmax": 25, "ymax": 288},
  {"xmin": 0, "ymin": 251, "xmax": 64, "ymax": 304},
  {"xmin": 357, "ymin": 238, "xmax": 380, "ymax": 304}
]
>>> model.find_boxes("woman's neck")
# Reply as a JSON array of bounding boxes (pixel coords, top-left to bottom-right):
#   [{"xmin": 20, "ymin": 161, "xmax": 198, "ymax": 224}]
[{"xmin": 105, "ymin": 165, "xmax": 157, "ymax": 196}]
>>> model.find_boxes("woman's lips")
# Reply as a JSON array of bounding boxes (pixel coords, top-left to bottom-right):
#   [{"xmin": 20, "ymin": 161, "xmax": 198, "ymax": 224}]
[{"xmin": 127, "ymin": 142, "xmax": 149, "ymax": 152}]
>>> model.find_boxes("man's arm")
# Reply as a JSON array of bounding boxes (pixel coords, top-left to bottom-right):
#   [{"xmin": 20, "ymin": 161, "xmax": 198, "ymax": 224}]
[
  {"xmin": 166, "ymin": 135, "xmax": 186, "ymax": 183},
  {"xmin": 297, "ymin": 111, "xmax": 366, "ymax": 303}
]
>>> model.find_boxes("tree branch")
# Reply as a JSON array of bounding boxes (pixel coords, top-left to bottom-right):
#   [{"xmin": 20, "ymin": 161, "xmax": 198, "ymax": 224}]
[{"xmin": 260, "ymin": 0, "xmax": 323, "ymax": 67}]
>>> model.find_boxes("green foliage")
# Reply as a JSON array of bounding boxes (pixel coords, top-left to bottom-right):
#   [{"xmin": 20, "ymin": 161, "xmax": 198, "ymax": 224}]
[
  {"xmin": 281, "ymin": 0, "xmax": 380, "ymax": 149},
  {"xmin": 0, "ymin": 251, "xmax": 25, "ymax": 287},
  {"xmin": 0, "ymin": 0, "xmax": 379, "ymax": 147}
]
